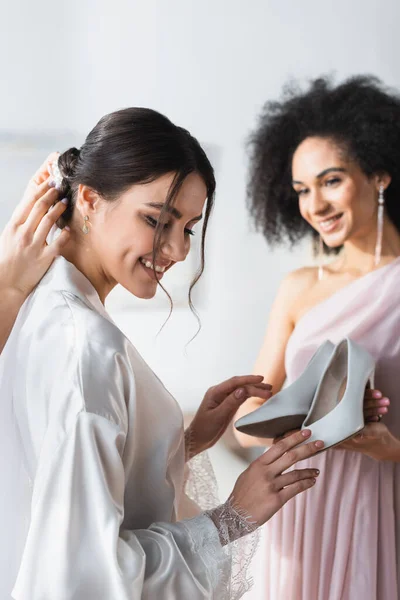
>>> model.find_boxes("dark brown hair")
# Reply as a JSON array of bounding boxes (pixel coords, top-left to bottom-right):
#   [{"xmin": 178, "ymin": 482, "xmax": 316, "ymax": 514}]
[
  {"xmin": 57, "ymin": 107, "xmax": 215, "ymax": 319},
  {"xmin": 247, "ymin": 75, "xmax": 400, "ymax": 252}
]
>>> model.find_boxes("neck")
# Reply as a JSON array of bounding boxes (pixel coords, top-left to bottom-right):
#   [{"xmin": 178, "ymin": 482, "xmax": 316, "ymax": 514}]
[
  {"xmin": 341, "ymin": 217, "xmax": 400, "ymax": 274},
  {"xmin": 60, "ymin": 234, "xmax": 115, "ymax": 304}
]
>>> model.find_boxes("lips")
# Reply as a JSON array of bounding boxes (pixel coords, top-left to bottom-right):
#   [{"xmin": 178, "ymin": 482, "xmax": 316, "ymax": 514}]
[
  {"xmin": 318, "ymin": 213, "xmax": 343, "ymax": 234},
  {"xmin": 139, "ymin": 257, "xmax": 174, "ymax": 282},
  {"xmin": 139, "ymin": 258, "xmax": 166, "ymax": 273},
  {"xmin": 139, "ymin": 260, "xmax": 164, "ymax": 281}
]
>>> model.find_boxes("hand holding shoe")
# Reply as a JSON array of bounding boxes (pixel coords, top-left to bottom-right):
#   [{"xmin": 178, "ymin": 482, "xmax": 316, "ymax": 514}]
[
  {"xmin": 337, "ymin": 389, "xmax": 399, "ymax": 459},
  {"xmin": 275, "ymin": 388, "xmax": 390, "ymax": 447},
  {"xmin": 338, "ymin": 421, "xmax": 399, "ymax": 460}
]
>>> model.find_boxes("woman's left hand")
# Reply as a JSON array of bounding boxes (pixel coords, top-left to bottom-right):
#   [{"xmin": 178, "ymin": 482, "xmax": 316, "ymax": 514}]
[
  {"xmin": 0, "ymin": 152, "xmax": 69, "ymax": 298},
  {"xmin": 185, "ymin": 375, "xmax": 272, "ymax": 459},
  {"xmin": 339, "ymin": 389, "xmax": 400, "ymax": 460},
  {"xmin": 339, "ymin": 421, "xmax": 399, "ymax": 460}
]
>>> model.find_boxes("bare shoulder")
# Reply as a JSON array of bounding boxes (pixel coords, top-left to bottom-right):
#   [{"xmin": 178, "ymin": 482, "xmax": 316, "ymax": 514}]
[
  {"xmin": 273, "ymin": 266, "xmax": 319, "ymax": 321},
  {"xmin": 279, "ymin": 266, "xmax": 319, "ymax": 296}
]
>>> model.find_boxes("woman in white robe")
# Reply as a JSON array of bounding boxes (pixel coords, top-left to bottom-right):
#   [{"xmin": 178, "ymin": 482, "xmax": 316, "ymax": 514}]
[{"xmin": 0, "ymin": 108, "xmax": 332, "ymax": 600}]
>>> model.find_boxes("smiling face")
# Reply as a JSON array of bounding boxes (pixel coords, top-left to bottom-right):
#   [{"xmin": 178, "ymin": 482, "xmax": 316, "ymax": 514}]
[
  {"xmin": 75, "ymin": 172, "xmax": 207, "ymax": 299},
  {"xmin": 291, "ymin": 136, "xmax": 391, "ymax": 248}
]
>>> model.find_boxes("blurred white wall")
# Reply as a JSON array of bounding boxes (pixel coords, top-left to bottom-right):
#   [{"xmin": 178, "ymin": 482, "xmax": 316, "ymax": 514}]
[{"xmin": 1, "ymin": 0, "xmax": 399, "ymax": 412}]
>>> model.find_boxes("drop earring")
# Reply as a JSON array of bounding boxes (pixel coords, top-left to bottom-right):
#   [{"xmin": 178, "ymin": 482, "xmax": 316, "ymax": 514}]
[
  {"xmin": 82, "ymin": 215, "xmax": 89, "ymax": 234},
  {"xmin": 374, "ymin": 184, "xmax": 385, "ymax": 266}
]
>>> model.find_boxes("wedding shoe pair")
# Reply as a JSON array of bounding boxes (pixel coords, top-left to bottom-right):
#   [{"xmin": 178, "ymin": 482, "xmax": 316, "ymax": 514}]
[{"xmin": 235, "ymin": 338, "xmax": 375, "ymax": 451}]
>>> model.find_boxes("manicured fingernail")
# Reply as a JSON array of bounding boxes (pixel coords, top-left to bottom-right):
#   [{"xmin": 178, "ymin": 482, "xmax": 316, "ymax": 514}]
[
  {"xmin": 61, "ymin": 198, "xmax": 69, "ymax": 205},
  {"xmin": 48, "ymin": 179, "xmax": 56, "ymax": 188},
  {"xmin": 65, "ymin": 226, "xmax": 71, "ymax": 231},
  {"xmin": 373, "ymin": 391, "xmax": 382, "ymax": 398},
  {"xmin": 235, "ymin": 388, "xmax": 245, "ymax": 399},
  {"xmin": 380, "ymin": 407, "xmax": 388, "ymax": 413},
  {"xmin": 381, "ymin": 397, "xmax": 390, "ymax": 404},
  {"xmin": 315, "ymin": 441, "xmax": 324, "ymax": 449},
  {"xmin": 314, "ymin": 470, "xmax": 320, "ymax": 476},
  {"xmin": 301, "ymin": 429, "xmax": 311, "ymax": 437}
]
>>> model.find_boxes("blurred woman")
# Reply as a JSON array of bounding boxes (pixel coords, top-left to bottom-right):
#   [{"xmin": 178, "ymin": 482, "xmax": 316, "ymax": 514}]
[{"xmin": 236, "ymin": 76, "xmax": 400, "ymax": 600}]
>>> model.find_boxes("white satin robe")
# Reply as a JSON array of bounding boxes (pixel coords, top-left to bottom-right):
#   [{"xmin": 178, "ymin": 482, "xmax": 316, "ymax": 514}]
[{"xmin": 0, "ymin": 257, "xmax": 227, "ymax": 599}]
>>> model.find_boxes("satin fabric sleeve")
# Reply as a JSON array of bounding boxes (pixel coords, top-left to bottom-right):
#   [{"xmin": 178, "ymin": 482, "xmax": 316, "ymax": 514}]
[{"xmin": 12, "ymin": 409, "xmax": 225, "ymax": 599}]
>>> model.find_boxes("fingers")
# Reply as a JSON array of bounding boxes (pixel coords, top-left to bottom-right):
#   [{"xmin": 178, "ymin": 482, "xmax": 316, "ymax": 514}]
[
  {"xmin": 46, "ymin": 227, "xmax": 70, "ymax": 257},
  {"xmin": 11, "ymin": 152, "xmax": 60, "ymax": 225},
  {"xmin": 363, "ymin": 390, "xmax": 389, "ymax": 423},
  {"xmin": 364, "ymin": 407, "xmax": 388, "ymax": 418},
  {"xmin": 239, "ymin": 384, "xmax": 272, "ymax": 401},
  {"xmin": 364, "ymin": 388, "xmax": 383, "ymax": 399},
  {"xmin": 31, "ymin": 152, "xmax": 60, "ymax": 186},
  {"xmin": 11, "ymin": 178, "xmax": 55, "ymax": 225},
  {"xmin": 272, "ymin": 429, "xmax": 301, "ymax": 444},
  {"xmin": 209, "ymin": 375, "xmax": 272, "ymax": 405},
  {"xmin": 278, "ymin": 477, "xmax": 317, "ymax": 505},
  {"xmin": 273, "ymin": 438, "xmax": 324, "ymax": 475},
  {"xmin": 364, "ymin": 395, "xmax": 389, "ymax": 422},
  {"xmin": 262, "ymin": 430, "xmax": 324, "ymax": 470},
  {"xmin": 214, "ymin": 384, "xmax": 272, "ymax": 419},
  {"xmin": 364, "ymin": 396, "xmax": 389, "ymax": 409},
  {"xmin": 22, "ymin": 188, "xmax": 61, "ymax": 235},
  {"xmin": 34, "ymin": 200, "xmax": 69, "ymax": 246},
  {"xmin": 275, "ymin": 468, "xmax": 319, "ymax": 491},
  {"xmin": 366, "ymin": 416, "xmax": 380, "ymax": 423}
]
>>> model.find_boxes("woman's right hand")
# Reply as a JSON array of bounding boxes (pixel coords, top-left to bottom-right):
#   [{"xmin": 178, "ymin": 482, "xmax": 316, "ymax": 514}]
[{"xmin": 230, "ymin": 429, "xmax": 322, "ymax": 528}]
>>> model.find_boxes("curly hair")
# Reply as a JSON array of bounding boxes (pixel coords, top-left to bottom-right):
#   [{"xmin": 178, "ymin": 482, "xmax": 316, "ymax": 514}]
[{"xmin": 247, "ymin": 75, "xmax": 400, "ymax": 248}]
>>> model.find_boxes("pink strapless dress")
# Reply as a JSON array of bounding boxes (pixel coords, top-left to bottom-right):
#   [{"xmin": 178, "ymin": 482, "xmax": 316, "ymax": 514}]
[{"xmin": 250, "ymin": 258, "xmax": 400, "ymax": 600}]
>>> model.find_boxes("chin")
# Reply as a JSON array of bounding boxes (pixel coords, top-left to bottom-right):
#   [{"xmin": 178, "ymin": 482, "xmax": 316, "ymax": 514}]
[
  {"xmin": 136, "ymin": 289, "xmax": 157, "ymax": 300},
  {"xmin": 321, "ymin": 231, "xmax": 348, "ymax": 249},
  {"xmin": 323, "ymin": 238, "xmax": 344, "ymax": 249},
  {"xmin": 130, "ymin": 285, "xmax": 157, "ymax": 300},
  {"xmin": 120, "ymin": 280, "xmax": 157, "ymax": 300}
]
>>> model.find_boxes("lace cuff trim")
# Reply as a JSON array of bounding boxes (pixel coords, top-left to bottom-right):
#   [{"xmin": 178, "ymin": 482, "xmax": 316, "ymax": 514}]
[
  {"xmin": 183, "ymin": 447, "xmax": 260, "ymax": 598},
  {"xmin": 184, "ymin": 426, "xmax": 196, "ymax": 462},
  {"xmin": 182, "ymin": 512, "xmax": 228, "ymax": 591},
  {"xmin": 206, "ymin": 497, "xmax": 258, "ymax": 545}
]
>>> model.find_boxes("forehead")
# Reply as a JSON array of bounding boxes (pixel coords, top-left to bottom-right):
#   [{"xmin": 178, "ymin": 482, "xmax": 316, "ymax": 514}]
[
  {"xmin": 292, "ymin": 137, "xmax": 345, "ymax": 177},
  {"xmin": 118, "ymin": 171, "xmax": 207, "ymax": 216},
  {"xmin": 173, "ymin": 172, "xmax": 207, "ymax": 215}
]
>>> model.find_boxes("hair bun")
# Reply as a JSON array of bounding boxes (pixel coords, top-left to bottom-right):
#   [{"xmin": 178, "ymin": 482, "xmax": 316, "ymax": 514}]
[
  {"xmin": 56, "ymin": 147, "xmax": 81, "ymax": 205},
  {"xmin": 58, "ymin": 147, "xmax": 81, "ymax": 181}
]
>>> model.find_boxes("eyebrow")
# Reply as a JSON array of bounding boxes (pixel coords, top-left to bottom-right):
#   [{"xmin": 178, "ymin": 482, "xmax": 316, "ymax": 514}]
[
  {"xmin": 292, "ymin": 167, "xmax": 347, "ymax": 185},
  {"xmin": 145, "ymin": 202, "xmax": 203, "ymax": 221}
]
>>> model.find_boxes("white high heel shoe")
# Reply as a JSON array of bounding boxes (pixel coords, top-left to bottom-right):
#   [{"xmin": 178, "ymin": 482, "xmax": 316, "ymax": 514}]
[
  {"xmin": 234, "ymin": 340, "xmax": 334, "ymax": 439},
  {"xmin": 301, "ymin": 338, "xmax": 375, "ymax": 450}
]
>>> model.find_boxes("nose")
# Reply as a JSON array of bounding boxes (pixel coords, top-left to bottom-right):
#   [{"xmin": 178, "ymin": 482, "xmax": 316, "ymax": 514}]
[
  {"xmin": 306, "ymin": 188, "xmax": 330, "ymax": 216},
  {"xmin": 160, "ymin": 233, "xmax": 189, "ymax": 263}
]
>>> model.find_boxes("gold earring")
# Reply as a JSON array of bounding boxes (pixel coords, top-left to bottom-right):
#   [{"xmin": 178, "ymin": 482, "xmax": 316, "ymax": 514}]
[{"xmin": 82, "ymin": 215, "xmax": 89, "ymax": 234}]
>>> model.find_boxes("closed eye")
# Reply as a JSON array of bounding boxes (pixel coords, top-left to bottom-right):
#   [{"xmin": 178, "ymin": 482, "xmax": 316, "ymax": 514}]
[{"xmin": 145, "ymin": 215, "xmax": 195, "ymax": 236}]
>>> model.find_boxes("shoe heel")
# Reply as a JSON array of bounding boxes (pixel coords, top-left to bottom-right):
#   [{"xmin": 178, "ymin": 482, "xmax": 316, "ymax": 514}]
[
  {"xmin": 300, "ymin": 339, "xmax": 375, "ymax": 451},
  {"xmin": 368, "ymin": 370, "xmax": 375, "ymax": 390}
]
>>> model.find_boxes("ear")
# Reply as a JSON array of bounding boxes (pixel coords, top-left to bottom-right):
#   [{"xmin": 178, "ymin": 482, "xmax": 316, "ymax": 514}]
[
  {"xmin": 75, "ymin": 184, "xmax": 102, "ymax": 217},
  {"xmin": 373, "ymin": 172, "xmax": 392, "ymax": 192}
]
